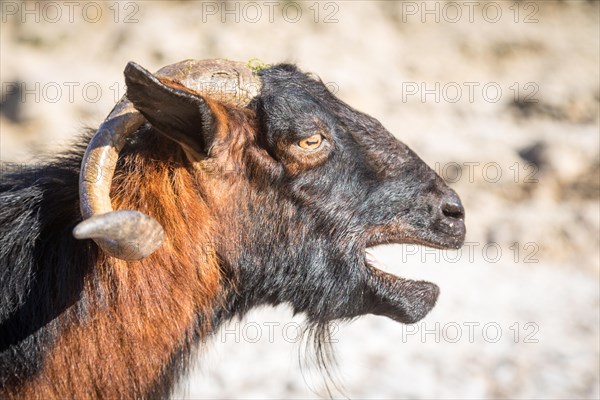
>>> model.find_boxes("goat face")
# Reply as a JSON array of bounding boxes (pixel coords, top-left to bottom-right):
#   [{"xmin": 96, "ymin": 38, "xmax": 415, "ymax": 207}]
[
  {"xmin": 80, "ymin": 61, "xmax": 466, "ymax": 326},
  {"xmin": 240, "ymin": 65, "xmax": 466, "ymax": 324}
]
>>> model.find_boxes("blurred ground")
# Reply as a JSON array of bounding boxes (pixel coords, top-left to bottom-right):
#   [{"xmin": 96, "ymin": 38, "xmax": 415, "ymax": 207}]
[{"xmin": 1, "ymin": 1, "xmax": 599, "ymax": 399}]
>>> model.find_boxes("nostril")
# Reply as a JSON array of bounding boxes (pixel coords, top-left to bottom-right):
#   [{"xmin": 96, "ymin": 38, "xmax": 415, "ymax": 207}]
[{"xmin": 442, "ymin": 199, "xmax": 465, "ymax": 220}]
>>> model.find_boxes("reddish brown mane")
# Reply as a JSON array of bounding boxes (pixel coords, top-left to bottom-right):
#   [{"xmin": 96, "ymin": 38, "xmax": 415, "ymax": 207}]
[{"xmin": 11, "ymin": 136, "xmax": 224, "ymax": 399}]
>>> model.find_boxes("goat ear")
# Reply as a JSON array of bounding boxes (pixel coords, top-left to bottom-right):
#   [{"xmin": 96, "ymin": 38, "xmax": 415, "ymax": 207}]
[{"xmin": 124, "ymin": 61, "xmax": 217, "ymax": 159}]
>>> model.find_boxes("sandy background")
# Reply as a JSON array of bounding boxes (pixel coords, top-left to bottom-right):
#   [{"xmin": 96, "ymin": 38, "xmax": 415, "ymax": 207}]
[{"xmin": 1, "ymin": 1, "xmax": 598, "ymax": 398}]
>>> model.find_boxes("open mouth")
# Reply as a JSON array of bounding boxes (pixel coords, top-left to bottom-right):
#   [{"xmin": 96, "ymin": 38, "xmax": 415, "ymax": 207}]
[
  {"xmin": 360, "ymin": 226, "xmax": 465, "ymax": 324},
  {"xmin": 363, "ymin": 231, "xmax": 465, "ymax": 277}
]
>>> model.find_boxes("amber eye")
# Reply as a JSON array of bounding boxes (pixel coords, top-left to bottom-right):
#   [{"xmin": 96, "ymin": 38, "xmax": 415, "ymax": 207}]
[{"xmin": 297, "ymin": 134, "xmax": 323, "ymax": 150}]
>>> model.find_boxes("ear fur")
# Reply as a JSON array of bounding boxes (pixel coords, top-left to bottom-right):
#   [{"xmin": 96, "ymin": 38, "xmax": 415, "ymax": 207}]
[{"xmin": 124, "ymin": 61, "xmax": 219, "ymax": 159}]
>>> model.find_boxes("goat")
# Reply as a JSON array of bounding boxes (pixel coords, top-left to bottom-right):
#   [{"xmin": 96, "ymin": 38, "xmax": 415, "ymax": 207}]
[{"xmin": 0, "ymin": 59, "xmax": 466, "ymax": 399}]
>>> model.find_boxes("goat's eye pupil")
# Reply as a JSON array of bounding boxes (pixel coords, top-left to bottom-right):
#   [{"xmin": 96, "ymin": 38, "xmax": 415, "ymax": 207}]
[{"xmin": 298, "ymin": 134, "xmax": 323, "ymax": 150}]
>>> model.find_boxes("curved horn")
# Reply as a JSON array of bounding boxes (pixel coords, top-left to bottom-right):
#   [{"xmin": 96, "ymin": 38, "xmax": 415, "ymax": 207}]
[{"xmin": 73, "ymin": 59, "xmax": 262, "ymax": 260}]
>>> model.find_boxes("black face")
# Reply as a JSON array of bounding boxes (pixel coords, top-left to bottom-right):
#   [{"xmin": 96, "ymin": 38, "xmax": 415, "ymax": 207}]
[
  {"xmin": 223, "ymin": 65, "xmax": 466, "ymax": 325},
  {"xmin": 124, "ymin": 62, "xmax": 466, "ymax": 327},
  {"xmin": 257, "ymin": 65, "xmax": 465, "ymax": 248}
]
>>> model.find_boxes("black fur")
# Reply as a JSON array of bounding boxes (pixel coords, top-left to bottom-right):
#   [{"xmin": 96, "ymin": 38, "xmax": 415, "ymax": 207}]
[{"xmin": 0, "ymin": 146, "xmax": 94, "ymax": 386}]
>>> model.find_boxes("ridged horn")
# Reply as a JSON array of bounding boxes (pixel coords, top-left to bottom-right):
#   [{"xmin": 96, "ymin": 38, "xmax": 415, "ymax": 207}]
[{"xmin": 73, "ymin": 59, "xmax": 262, "ymax": 260}]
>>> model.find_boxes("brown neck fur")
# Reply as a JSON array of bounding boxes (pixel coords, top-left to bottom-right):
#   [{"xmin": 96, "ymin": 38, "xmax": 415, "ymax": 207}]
[{"xmin": 11, "ymin": 135, "xmax": 224, "ymax": 399}]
